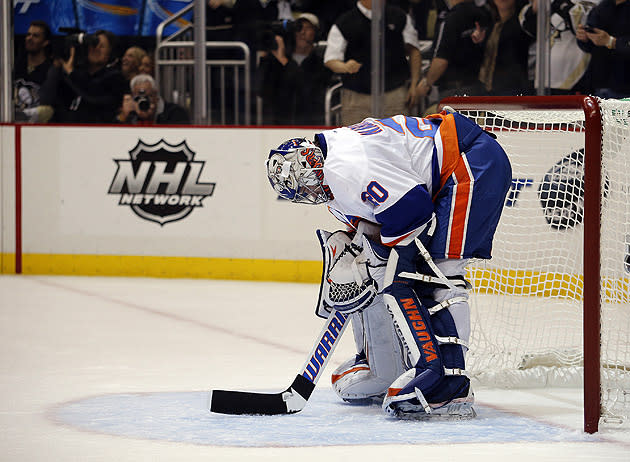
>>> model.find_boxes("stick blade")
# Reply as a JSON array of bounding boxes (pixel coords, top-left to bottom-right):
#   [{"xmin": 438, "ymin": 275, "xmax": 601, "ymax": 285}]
[
  {"xmin": 210, "ymin": 389, "xmax": 289, "ymax": 415},
  {"xmin": 210, "ymin": 375, "xmax": 315, "ymax": 415}
]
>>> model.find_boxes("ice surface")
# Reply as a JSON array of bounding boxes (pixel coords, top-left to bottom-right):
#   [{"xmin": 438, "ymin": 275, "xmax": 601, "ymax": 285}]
[
  {"xmin": 1, "ymin": 275, "xmax": 630, "ymax": 462},
  {"xmin": 54, "ymin": 389, "xmax": 596, "ymax": 447}
]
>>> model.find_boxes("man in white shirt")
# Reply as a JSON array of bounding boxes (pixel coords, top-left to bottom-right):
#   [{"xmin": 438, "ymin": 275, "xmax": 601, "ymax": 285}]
[{"xmin": 323, "ymin": 0, "xmax": 423, "ymax": 125}]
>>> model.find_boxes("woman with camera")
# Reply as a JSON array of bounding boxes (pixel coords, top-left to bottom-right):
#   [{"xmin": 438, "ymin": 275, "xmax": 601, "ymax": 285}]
[{"xmin": 40, "ymin": 30, "xmax": 127, "ymax": 123}]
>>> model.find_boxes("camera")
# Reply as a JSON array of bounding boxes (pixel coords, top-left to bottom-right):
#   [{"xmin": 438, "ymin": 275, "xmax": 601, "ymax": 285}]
[
  {"xmin": 57, "ymin": 27, "xmax": 99, "ymax": 67},
  {"xmin": 134, "ymin": 90, "xmax": 151, "ymax": 112},
  {"xmin": 258, "ymin": 19, "xmax": 302, "ymax": 52}
]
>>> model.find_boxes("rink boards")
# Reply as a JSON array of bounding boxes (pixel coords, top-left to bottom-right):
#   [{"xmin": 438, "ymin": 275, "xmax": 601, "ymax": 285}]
[
  {"xmin": 0, "ymin": 124, "xmax": 339, "ymax": 280},
  {"xmin": 0, "ymin": 122, "xmax": 606, "ymax": 285}
]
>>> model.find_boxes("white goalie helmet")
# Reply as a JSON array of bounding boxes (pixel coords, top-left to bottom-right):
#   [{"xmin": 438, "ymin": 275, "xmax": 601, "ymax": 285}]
[{"xmin": 266, "ymin": 138, "xmax": 330, "ymax": 205}]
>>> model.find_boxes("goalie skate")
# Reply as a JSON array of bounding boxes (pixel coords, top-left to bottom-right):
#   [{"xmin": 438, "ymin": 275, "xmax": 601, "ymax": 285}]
[
  {"xmin": 383, "ymin": 370, "xmax": 476, "ymax": 421},
  {"xmin": 389, "ymin": 388, "xmax": 476, "ymax": 421}
]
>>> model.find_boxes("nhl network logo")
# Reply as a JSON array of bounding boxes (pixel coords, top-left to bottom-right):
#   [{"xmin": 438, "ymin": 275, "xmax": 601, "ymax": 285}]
[{"xmin": 108, "ymin": 139, "xmax": 215, "ymax": 225}]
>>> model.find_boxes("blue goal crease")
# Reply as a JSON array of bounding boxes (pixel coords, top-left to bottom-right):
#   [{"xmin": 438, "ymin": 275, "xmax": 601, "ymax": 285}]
[{"xmin": 52, "ymin": 389, "xmax": 599, "ymax": 447}]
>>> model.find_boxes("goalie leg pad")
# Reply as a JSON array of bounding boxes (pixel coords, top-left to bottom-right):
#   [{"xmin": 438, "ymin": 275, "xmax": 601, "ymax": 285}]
[
  {"xmin": 382, "ymin": 244, "xmax": 473, "ymax": 418},
  {"xmin": 331, "ymin": 352, "xmax": 391, "ymax": 403},
  {"xmin": 361, "ymin": 295, "xmax": 404, "ymax": 382},
  {"xmin": 431, "ymin": 258, "xmax": 471, "ymax": 347},
  {"xmin": 382, "ymin": 243, "xmax": 445, "ymax": 384},
  {"xmin": 332, "ymin": 297, "xmax": 404, "ymax": 402},
  {"xmin": 420, "ymin": 258, "xmax": 472, "ymax": 405}
]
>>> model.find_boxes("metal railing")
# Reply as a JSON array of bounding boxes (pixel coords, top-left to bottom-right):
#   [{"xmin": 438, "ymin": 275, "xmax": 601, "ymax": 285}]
[
  {"xmin": 1, "ymin": 1, "xmax": 13, "ymax": 122},
  {"xmin": 155, "ymin": 3, "xmax": 251, "ymax": 125},
  {"xmin": 325, "ymin": 80, "xmax": 343, "ymax": 127}
]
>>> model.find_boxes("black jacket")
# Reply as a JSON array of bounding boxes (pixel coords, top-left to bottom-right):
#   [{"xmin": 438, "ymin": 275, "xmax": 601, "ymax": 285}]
[
  {"xmin": 433, "ymin": 1, "xmax": 491, "ymax": 90},
  {"xmin": 485, "ymin": 13, "xmax": 532, "ymax": 95},
  {"xmin": 258, "ymin": 46, "xmax": 332, "ymax": 125},
  {"xmin": 334, "ymin": 4, "xmax": 411, "ymax": 93},
  {"xmin": 577, "ymin": 0, "xmax": 630, "ymax": 93},
  {"xmin": 42, "ymin": 64, "xmax": 127, "ymax": 123}
]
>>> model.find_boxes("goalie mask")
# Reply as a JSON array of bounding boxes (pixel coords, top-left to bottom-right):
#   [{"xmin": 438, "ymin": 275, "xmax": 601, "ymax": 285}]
[{"xmin": 266, "ymin": 138, "xmax": 330, "ymax": 205}]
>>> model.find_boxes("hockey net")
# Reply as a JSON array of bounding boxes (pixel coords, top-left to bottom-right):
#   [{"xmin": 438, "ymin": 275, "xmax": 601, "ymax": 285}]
[{"xmin": 439, "ymin": 96, "xmax": 630, "ymax": 433}]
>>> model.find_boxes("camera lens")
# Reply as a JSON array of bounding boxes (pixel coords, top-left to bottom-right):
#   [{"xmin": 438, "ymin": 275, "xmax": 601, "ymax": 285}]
[
  {"xmin": 134, "ymin": 95, "xmax": 151, "ymax": 112},
  {"xmin": 138, "ymin": 99, "xmax": 150, "ymax": 112}
]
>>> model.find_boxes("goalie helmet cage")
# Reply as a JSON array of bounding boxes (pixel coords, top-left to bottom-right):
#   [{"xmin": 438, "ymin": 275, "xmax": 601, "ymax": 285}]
[{"xmin": 438, "ymin": 96, "xmax": 630, "ymax": 434}]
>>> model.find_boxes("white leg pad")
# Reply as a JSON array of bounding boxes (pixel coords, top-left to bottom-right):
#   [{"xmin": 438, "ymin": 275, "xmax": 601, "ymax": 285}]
[
  {"xmin": 350, "ymin": 312, "xmax": 365, "ymax": 354},
  {"xmin": 331, "ymin": 356, "xmax": 391, "ymax": 400},
  {"xmin": 362, "ymin": 296, "xmax": 405, "ymax": 382},
  {"xmin": 332, "ymin": 295, "xmax": 405, "ymax": 401}
]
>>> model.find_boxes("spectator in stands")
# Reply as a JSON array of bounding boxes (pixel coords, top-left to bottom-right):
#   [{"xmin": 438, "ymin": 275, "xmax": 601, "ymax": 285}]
[
  {"xmin": 208, "ymin": 0, "xmax": 295, "ymax": 45},
  {"xmin": 40, "ymin": 30, "xmax": 127, "ymax": 123},
  {"xmin": 478, "ymin": 0, "xmax": 532, "ymax": 95},
  {"xmin": 116, "ymin": 74, "xmax": 190, "ymax": 124},
  {"xmin": 121, "ymin": 46, "xmax": 147, "ymax": 82},
  {"xmin": 207, "ymin": 1, "xmax": 314, "ymax": 124},
  {"xmin": 207, "ymin": 0, "xmax": 240, "ymax": 41},
  {"xmin": 520, "ymin": 0, "xmax": 596, "ymax": 94},
  {"xmin": 415, "ymin": 0, "xmax": 491, "ymax": 111},
  {"xmin": 406, "ymin": 0, "xmax": 434, "ymax": 40},
  {"xmin": 323, "ymin": 0, "xmax": 423, "ymax": 125},
  {"xmin": 139, "ymin": 53, "xmax": 155, "ymax": 77},
  {"xmin": 257, "ymin": 13, "xmax": 333, "ymax": 125},
  {"xmin": 576, "ymin": 0, "xmax": 630, "ymax": 98},
  {"xmin": 14, "ymin": 20, "xmax": 53, "ymax": 122},
  {"xmin": 294, "ymin": 0, "xmax": 356, "ymax": 36}
]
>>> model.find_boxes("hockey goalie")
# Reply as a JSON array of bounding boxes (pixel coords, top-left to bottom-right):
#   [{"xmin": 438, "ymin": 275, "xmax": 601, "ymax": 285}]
[{"xmin": 265, "ymin": 110, "xmax": 512, "ymax": 419}]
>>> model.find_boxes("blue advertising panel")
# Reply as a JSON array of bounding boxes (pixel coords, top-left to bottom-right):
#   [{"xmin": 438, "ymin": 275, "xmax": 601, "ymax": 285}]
[
  {"xmin": 14, "ymin": 0, "xmax": 78, "ymax": 35},
  {"xmin": 75, "ymin": 0, "xmax": 144, "ymax": 35},
  {"xmin": 142, "ymin": 0, "xmax": 193, "ymax": 36},
  {"xmin": 14, "ymin": 0, "xmax": 192, "ymax": 36}
]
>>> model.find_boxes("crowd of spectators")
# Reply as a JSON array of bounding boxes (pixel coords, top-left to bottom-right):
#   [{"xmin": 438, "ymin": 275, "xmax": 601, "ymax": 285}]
[
  {"xmin": 12, "ymin": 0, "xmax": 630, "ymax": 126},
  {"xmin": 12, "ymin": 21, "xmax": 179, "ymax": 125}
]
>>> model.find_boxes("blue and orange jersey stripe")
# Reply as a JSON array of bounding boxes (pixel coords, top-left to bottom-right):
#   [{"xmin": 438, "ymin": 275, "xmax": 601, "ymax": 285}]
[{"xmin": 429, "ymin": 112, "xmax": 474, "ymax": 258}]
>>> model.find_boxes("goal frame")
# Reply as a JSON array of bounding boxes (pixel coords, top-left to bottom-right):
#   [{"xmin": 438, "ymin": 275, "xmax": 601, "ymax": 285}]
[{"xmin": 438, "ymin": 95, "xmax": 603, "ymax": 434}]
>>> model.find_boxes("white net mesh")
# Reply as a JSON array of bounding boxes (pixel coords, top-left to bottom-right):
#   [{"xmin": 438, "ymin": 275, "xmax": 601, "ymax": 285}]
[
  {"xmin": 452, "ymin": 99, "xmax": 630, "ymax": 428},
  {"xmin": 599, "ymin": 99, "xmax": 630, "ymax": 426}
]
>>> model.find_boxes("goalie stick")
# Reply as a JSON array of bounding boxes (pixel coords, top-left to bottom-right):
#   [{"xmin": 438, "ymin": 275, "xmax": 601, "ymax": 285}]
[{"xmin": 210, "ymin": 309, "xmax": 349, "ymax": 415}]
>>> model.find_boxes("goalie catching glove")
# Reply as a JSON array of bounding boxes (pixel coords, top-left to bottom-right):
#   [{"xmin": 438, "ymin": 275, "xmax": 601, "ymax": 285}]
[{"xmin": 315, "ymin": 229, "xmax": 389, "ymax": 317}]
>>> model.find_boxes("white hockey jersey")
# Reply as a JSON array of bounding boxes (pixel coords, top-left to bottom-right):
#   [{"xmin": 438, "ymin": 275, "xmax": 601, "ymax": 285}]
[
  {"xmin": 315, "ymin": 112, "xmax": 512, "ymax": 259},
  {"xmin": 317, "ymin": 115, "xmax": 447, "ymax": 246}
]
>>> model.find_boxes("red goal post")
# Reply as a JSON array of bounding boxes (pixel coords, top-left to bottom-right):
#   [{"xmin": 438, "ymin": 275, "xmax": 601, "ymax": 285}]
[{"xmin": 437, "ymin": 96, "xmax": 629, "ymax": 434}]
